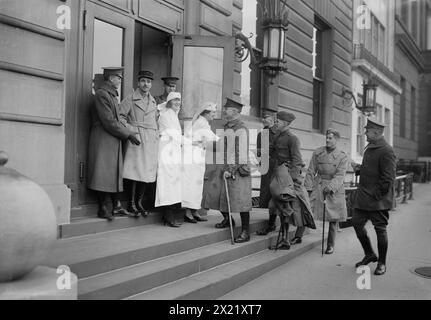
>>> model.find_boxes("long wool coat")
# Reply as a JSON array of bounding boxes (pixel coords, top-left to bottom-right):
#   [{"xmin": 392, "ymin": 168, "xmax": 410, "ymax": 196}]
[
  {"xmin": 353, "ymin": 138, "xmax": 397, "ymax": 211},
  {"xmin": 87, "ymin": 82, "xmax": 134, "ymax": 193},
  {"xmin": 203, "ymin": 118, "xmax": 252, "ymax": 213},
  {"xmin": 305, "ymin": 146, "xmax": 348, "ymax": 222},
  {"xmin": 154, "ymin": 107, "xmax": 183, "ymax": 207},
  {"xmin": 121, "ymin": 90, "xmax": 159, "ymax": 183}
]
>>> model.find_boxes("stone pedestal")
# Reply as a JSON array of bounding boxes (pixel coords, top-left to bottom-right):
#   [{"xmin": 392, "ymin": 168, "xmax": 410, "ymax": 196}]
[{"xmin": 0, "ymin": 266, "xmax": 77, "ymax": 300}]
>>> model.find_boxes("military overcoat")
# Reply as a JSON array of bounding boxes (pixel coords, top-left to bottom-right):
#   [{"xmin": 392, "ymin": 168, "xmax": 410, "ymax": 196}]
[
  {"xmin": 87, "ymin": 82, "xmax": 134, "ymax": 193},
  {"xmin": 203, "ymin": 118, "xmax": 252, "ymax": 213},
  {"xmin": 305, "ymin": 146, "xmax": 348, "ymax": 222},
  {"xmin": 121, "ymin": 90, "xmax": 159, "ymax": 183},
  {"xmin": 353, "ymin": 138, "xmax": 397, "ymax": 211}
]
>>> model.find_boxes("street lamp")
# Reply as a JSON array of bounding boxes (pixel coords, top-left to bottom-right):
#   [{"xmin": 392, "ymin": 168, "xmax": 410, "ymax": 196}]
[
  {"xmin": 235, "ymin": 0, "xmax": 289, "ymax": 84},
  {"xmin": 342, "ymin": 77, "xmax": 379, "ymax": 116}
]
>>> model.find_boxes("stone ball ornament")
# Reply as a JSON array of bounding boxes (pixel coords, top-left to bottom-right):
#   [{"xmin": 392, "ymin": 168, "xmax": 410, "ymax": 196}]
[{"xmin": 0, "ymin": 151, "xmax": 57, "ymax": 282}]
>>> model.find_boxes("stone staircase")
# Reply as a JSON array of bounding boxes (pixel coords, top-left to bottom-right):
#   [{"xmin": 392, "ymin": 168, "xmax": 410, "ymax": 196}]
[{"xmin": 44, "ymin": 210, "xmax": 321, "ymax": 300}]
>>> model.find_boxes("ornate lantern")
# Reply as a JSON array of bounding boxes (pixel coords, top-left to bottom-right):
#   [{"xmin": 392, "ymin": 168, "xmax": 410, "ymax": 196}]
[
  {"xmin": 359, "ymin": 78, "xmax": 378, "ymax": 115},
  {"xmin": 342, "ymin": 76, "xmax": 379, "ymax": 116},
  {"xmin": 235, "ymin": 0, "xmax": 289, "ymax": 83}
]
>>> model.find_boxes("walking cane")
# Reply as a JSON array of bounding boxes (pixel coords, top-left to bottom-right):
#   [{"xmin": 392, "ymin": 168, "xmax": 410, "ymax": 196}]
[
  {"xmin": 322, "ymin": 193, "xmax": 327, "ymax": 257},
  {"xmin": 223, "ymin": 175, "xmax": 236, "ymax": 245}
]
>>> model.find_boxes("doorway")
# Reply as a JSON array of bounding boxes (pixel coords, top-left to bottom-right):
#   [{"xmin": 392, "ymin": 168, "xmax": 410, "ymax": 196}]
[{"xmin": 69, "ymin": 4, "xmax": 171, "ymax": 219}]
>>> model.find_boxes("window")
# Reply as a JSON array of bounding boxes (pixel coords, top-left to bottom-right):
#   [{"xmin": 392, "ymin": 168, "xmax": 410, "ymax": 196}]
[
  {"xmin": 92, "ymin": 19, "xmax": 124, "ymax": 97},
  {"xmin": 356, "ymin": 110, "xmax": 365, "ymax": 156},
  {"xmin": 400, "ymin": 77, "xmax": 406, "ymax": 138},
  {"xmin": 379, "ymin": 24, "xmax": 386, "ymax": 64},
  {"xmin": 401, "ymin": 0, "xmax": 409, "ymax": 27},
  {"xmin": 427, "ymin": 4, "xmax": 431, "ymax": 50},
  {"xmin": 182, "ymin": 47, "xmax": 224, "ymax": 118},
  {"xmin": 376, "ymin": 103, "xmax": 383, "ymax": 123},
  {"xmin": 411, "ymin": 86, "xmax": 416, "ymax": 141},
  {"xmin": 171, "ymin": 35, "xmax": 234, "ymax": 120},
  {"xmin": 384, "ymin": 108, "xmax": 391, "ymax": 142},
  {"xmin": 312, "ymin": 17, "xmax": 329, "ymax": 132},
  {"xmin": 359, "ymin": 10, "xmax": 386, "ymax": 65},
  {"xmin": 412, "ymin": 0, "xmax": 418, "ymax": 40}
]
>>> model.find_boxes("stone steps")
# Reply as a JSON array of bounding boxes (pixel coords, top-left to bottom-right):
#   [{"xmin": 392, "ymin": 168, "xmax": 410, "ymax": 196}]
[
  {"xmin": 127, "ymin": 234, "xmax": 321, "ymax": 300},
  {"xmin": 45, "ymin": 210, "xmax": 320, "ymax": 300}
]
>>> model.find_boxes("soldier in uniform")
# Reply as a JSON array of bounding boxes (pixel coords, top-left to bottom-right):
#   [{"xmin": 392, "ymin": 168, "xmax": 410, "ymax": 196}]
[
  {"xmin": 212, "ymin": 98, "xmax": 253, "ymax": 243},
  {"xmin": 267, "ymin": 111, "xmax": 315, "ymax": 249},
  {"xmin": 121, "ymin": 70, "xmax": 159, "ymax": 218},
  {"xmin": 88, "ymin": 67, "xmax": 140, "ymax": 221},
  {"xmin": 305, "ymin": 128, "xmax": 348, "ymax": 254},
  {"xmin": 351, "ymin": 119, "xmax": 396, "ymax": 276},
  {"xmin": 255, "ymin": 110, "xmax": 278, "ymax": 235},
  {"xmin": 155, "ymin": 76, "xmax": 179, "ymax": 105}
]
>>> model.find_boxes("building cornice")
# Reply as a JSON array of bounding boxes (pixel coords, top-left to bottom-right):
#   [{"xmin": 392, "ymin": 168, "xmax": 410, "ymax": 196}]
[
  {"xmin": 352, "ymin": 61, "xmax": 402, "ymax": 95},
  {"xmin": 395, "ymin": 15, "xmax": 425, "ymax": 71}
]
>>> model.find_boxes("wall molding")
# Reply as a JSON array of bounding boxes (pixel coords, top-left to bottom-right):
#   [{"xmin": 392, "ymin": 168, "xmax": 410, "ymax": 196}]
[
  {"xmin": 0, "ymin": 112, "xmax": 63, "ymax": 126},
  {"xmin": 0, "ymin": 61, "xmax": 64, "ymax": 82},
  {"xmin": 0, "ymin": 13, "xmax": 65, "ymax": 41},
  {"xmin": 200, "ymin": 0, "xmax": 232, "ymax": 17}
]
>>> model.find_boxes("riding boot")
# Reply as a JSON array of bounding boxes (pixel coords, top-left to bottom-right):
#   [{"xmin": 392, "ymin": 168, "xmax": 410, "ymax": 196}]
[
  {"xmin": 235, "ymin": 212, "xmax": 250, "ymax": 243},
  {"xmin": 127, "ymin": 180, "xmax": 140, "ymax": 218},
  {"xmin": 215, "ymin": 213, "xmax": 235, "ymax": 229},
  {"xmin": 97, "ymin": 192, "xmax": 114, "ymax": 221},
  {"xmin": 135, "ymin": 182, "xmax": 149, "ymax": 217}
]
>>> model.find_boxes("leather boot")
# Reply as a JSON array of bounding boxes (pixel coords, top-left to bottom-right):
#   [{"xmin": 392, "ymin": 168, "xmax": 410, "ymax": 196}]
[
  {"xmin": 126, "ymin": 181, "xmax": 140, "ymax": 218},
  {"xmin": 256, "ymin": 214, "xmax": 276, "ymax": 235},
  {"xmin": 215, "ymin": 213, "xmax": 235, "ymax": 229},
  {"xmin": 135, "ymin": 182, "xmax": 149, "ymax": 217},
  {"xmin": 235, "ymin": 212, "xmax": 250, "ymax": 243},
  {"xmin": 97, "ymin": 192, "xmax": 114, "ymax": 221}
]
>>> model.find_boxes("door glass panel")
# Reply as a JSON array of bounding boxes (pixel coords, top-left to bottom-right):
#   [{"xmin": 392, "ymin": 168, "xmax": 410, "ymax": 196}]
[
  {"xmin": 92, "ymin": 19, "xmax": 123, "ymax": 96},
  {"xmin": 182, "ymin": 47, "xmax": 224, "ymax": 119}
]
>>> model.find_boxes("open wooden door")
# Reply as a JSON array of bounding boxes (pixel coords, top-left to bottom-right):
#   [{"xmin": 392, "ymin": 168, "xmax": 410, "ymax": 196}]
[{"xmin": 170, "ymin": 35, "xmax": 235, "ymax": 121}]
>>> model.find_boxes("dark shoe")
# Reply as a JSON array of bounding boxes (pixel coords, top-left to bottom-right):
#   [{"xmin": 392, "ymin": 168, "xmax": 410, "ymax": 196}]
[
  {"xmin": 256, "ymin": 224, "xmax": 276, "ymax": 236},
  {"xmin": 127, "ymin": 202, "xmax": 141, "ymax": 218},
  {"xmin": 112, "ymin": 206, "xmax": 131, "ymax": 217},
  {"xmin": 269, "ymin": 240, "xmax": 290, "ymax": 250},
  {"xmin": 374, "ymin": 263, "xmax": 386, "ymax": 276},
  {"xmin": 215, "ymin": 215, "xmax": 235, "ymax": 229},
  {"xmin": 355, "ymin": 254, "xmax": 378, "ymax": 268},
  {"xmin": 234, "ymin": 230, "xmax": 250, "ymax": 243},
  {"xmin": 184, "ymin": 214, "xmax": 198, "ymax": 224},
  {"xmin": 98, "ymin": 207, "xmax": 114, "ymax": 221},
  {"xmin": 290, "ymin": 237, "xmax": 302, "ymax": 245},
  {"xmin": 325, "ymin": 247, "xmax": 334, "ymax": 255},
  {"xmin": 163, "ymin": 211, "xmax": 181, "ymax": 228},
  {"xmin": 135, "ymin": 198, "xmax": 149, "ymax": 217},
  {"xmin": 192, "ymin": 212, "xmax": 208, "ymax": 222}
]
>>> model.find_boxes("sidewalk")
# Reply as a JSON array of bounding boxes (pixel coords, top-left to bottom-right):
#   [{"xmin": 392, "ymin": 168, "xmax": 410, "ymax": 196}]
[{"xmin": 220, "ymin": 183, "xmax": 431, "ymax": 300}]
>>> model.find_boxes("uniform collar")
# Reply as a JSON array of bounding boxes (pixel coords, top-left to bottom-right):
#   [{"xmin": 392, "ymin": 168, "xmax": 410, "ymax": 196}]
[
  {"xmin": 100, "ymin": 82, "xmax": 118, "ymax": 97},
  {"xmin": 366, "ymin": 137, "xmax": 387, "ymax": 150}
]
